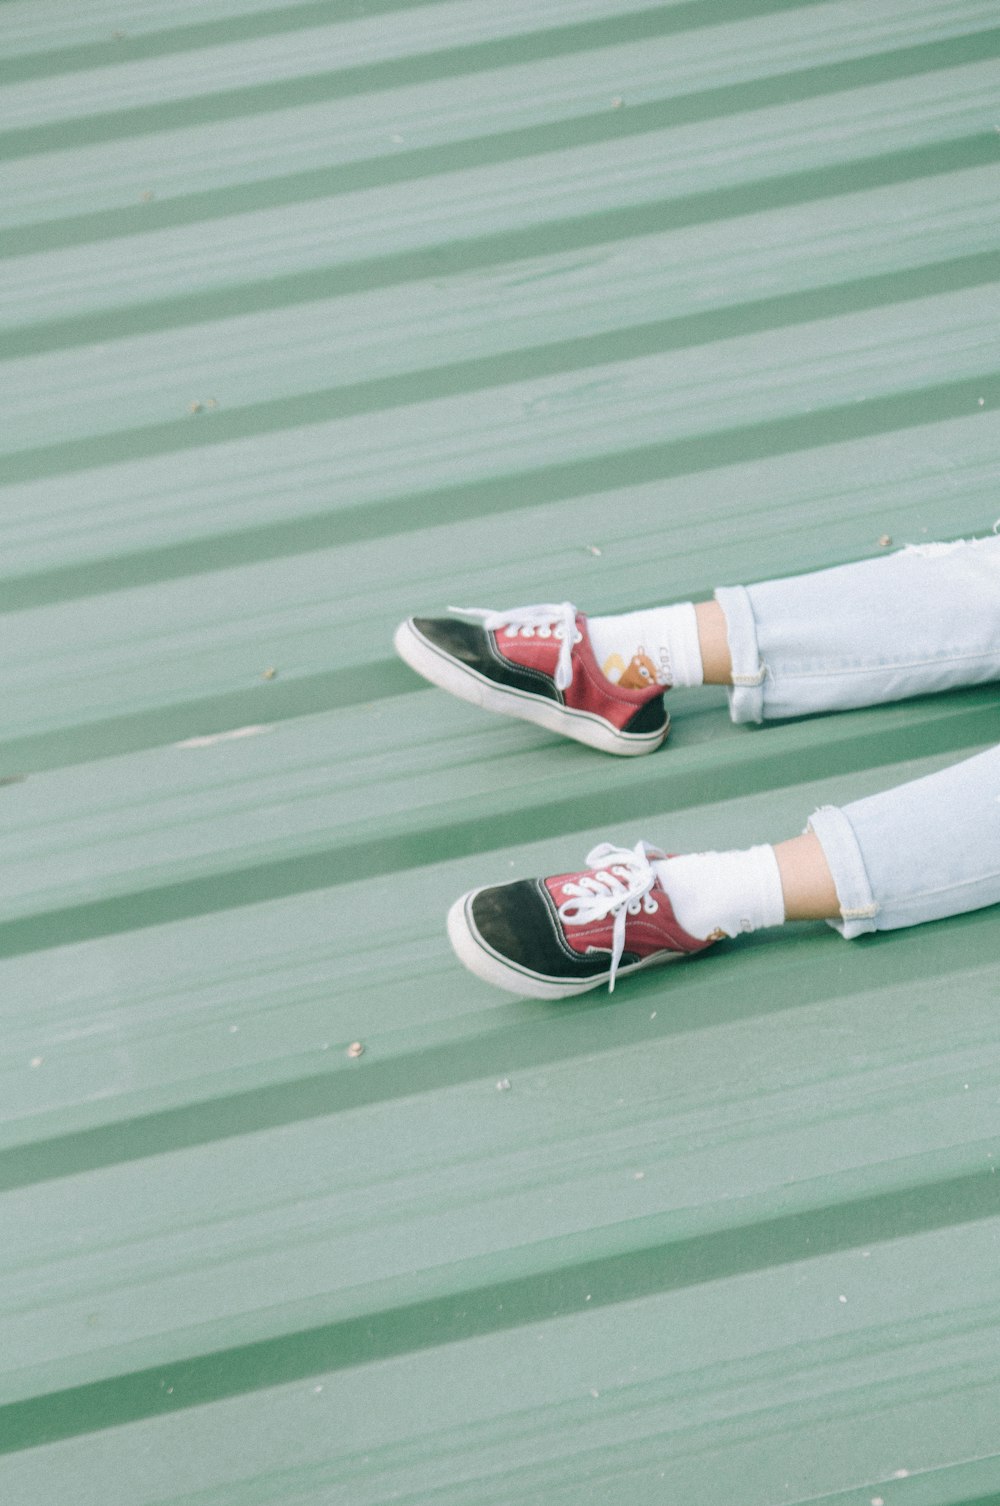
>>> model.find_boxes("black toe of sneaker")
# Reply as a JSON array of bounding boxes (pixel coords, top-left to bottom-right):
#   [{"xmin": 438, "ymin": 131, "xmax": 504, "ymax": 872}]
[
  {"xmin": 410, "ymin": 616, "xmax": 497, "ymax": 674},
  {"xmin": 448, "ymin": 880, "xmax": 619, "ymax": 999},
  {"xmin": 395, "ymin": 614, "xmax": 558, "ymax": 706}
]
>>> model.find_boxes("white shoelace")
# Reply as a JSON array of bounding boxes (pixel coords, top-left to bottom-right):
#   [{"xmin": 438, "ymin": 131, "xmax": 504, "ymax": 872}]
[
  {"xmin": 448, "ymin": 602, "xmax": 581, "ymax": 691},
  {"xmin": 556, "ymin": 840, "xmax": 663, "ymax": 991}
]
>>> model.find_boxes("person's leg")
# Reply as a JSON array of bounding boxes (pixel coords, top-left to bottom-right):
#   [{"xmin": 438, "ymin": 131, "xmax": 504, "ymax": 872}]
[
  {"xmin": 395, "ymin": 533, "xmax": 1000, "ymax": 754},
  {"xmin": 447, "ymin": 742, "xmax": 1000, "ymax": 997}
]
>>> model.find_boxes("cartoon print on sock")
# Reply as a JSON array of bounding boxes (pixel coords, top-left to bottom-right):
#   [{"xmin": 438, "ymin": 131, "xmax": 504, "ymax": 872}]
[{"xmin": 602, "ymin": 645, "xmax": 670, "ymax": 689}]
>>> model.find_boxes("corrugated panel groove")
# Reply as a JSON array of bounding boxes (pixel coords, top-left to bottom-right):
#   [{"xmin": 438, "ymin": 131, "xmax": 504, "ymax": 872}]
[{"xmin": 2, "ymin": 1, "xmax": 999, "ymax": 1501}]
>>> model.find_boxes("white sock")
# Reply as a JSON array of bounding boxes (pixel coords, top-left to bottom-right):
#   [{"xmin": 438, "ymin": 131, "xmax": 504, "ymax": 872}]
[
  {"xmin": 653, "ymin": 845, "xmax": 786, "ymax": 941},
  {"xmin": 588, "ymin": 603, "xmax": 704, "ymax": 689}
]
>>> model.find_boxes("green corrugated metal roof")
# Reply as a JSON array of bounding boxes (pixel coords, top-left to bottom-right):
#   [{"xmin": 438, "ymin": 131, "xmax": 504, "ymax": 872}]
[{"xmin": 2, "ymin": 1, "xmax": 999, "ymax": 1499}]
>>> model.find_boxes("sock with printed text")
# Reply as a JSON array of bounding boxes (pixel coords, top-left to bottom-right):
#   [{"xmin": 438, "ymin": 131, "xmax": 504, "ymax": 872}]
[{"xmin": 587, "ymin": 604, "xmax": 703, "ymax": 691}]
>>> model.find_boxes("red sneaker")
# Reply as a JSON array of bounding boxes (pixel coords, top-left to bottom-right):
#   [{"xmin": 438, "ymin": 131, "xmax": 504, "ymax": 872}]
[
  {"xmin": 448, "ymin": 841, "xmax": 717, "ymax": 998},
  {"xmin": 394, "ymin": 603, "xmax": 668, "ymax": 756}
]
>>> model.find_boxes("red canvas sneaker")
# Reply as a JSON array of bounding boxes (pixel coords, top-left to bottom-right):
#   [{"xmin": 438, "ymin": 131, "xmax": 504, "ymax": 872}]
[
  {"xmin": 447, "ymin": 841, "xmax": 718, "ymax": 999},
  {"xmin": 394, "ymin": 603, "xmax": 669, "ymax": 756}
]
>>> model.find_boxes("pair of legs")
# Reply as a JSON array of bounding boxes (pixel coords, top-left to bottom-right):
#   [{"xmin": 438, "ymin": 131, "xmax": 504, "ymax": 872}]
[
  {"xmin": 683, "ymin": 539, "xmax": 1000, "ymax": 932},
  {"xmin": 397, "ymin": 533, "xmax": 1000, "ymax": 995}
]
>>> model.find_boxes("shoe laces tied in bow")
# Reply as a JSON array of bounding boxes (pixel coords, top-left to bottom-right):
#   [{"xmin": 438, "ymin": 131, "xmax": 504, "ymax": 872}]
[
  {"xmin": 557, "ymin": 840, "xmax": 664, "ymax": 991},
  {"xmin": 448, "ymin": 603, "xmax": 581, "ymax": 691}
]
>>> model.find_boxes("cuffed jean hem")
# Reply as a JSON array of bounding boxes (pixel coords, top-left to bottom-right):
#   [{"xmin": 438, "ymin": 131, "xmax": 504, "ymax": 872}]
[
  {"xmin": 714, "ymin": 536, "xmax": 1000, "ymax": 723},
  {"xmin": 806, "ymin": 744, "xmax": 1000, "ymax": 939},
  {"xmin": 807, "ymin": 804, "xmax": 880, "ymax": 939},
  {"xmin": 714, "ymin": 584, "xmax": 767, "ymax": 724}
]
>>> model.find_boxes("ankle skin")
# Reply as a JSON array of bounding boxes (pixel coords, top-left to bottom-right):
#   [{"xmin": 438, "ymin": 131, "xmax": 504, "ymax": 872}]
[
  {"xmin": 774, "ymin": 831, "xmax": 841, "ymax": 920},
  {"xmin": 694, "ymin": 600, "xmax": 733, "ymax": 685}
]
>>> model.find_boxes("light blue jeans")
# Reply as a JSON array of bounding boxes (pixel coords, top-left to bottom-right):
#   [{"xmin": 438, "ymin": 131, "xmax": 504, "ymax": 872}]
[{"xmin": 715, "ymin": 536, "xmax": 1000, "ymax": 938}]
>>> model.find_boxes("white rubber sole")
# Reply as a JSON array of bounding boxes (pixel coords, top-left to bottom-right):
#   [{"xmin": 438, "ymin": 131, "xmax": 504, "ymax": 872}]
[
  {"xmin": 447, "ymin": 890, "xmax": 685, "ymax": 1000},
  {"xmin": 394, "ymin": 618, "xmax": 667, "ymax": 756}
]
